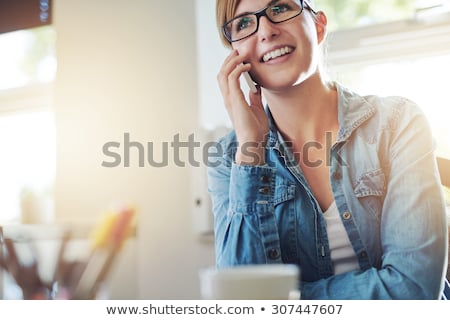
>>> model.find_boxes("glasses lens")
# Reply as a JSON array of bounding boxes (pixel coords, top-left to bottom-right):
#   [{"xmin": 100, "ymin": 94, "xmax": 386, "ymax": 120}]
[
  {"xmin": 267, "ymin": 0, "xmax": 303, "ymax": 23},
  {"xmin": 224, "ymin": 15, "xmax": 257, "ymax": 42}
]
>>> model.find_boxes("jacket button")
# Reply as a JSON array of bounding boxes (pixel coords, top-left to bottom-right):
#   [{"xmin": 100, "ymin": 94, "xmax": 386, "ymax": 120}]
[
  {"xmin": 342, "ymin": 211, "xmax": 352, "ymax": 220},
  {"xmin": 268, "ymin": 248, "xmax": 280, "ymax": 260},
  {"xmin": 260, "ymin": 175, "xmax": 270, "ymax": 183},
  {"xmin": 359, "ymin": 251, "xmax": 368, "ymax": 258},
  {"xmin": 259, "ymin": 187, "xmax": 270, "ymax": 195},
  {"xmin": 333, "ymin": 171, "xmax": 342, "ymax": 180}
]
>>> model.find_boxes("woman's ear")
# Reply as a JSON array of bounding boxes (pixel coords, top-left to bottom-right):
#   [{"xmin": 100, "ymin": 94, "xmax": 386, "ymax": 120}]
[{"xmin": 315, "ymin": 11, "xmax": 328, "ymax": 44}]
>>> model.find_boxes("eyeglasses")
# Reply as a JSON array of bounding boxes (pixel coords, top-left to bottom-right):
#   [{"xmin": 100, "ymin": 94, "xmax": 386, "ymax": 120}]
[{"xmin": 222, "ymin": 0, "xmax": 317, "ymax": 43}]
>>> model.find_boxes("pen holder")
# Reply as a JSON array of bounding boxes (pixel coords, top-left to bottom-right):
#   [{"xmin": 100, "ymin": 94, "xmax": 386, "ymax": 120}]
[
  {"xmin": 1, "ymin": 207, "xmax": 135, "ymax": 300},
  {"xmin": 0, "ymin": 226, "xmax": 105, "ymax": 299}
]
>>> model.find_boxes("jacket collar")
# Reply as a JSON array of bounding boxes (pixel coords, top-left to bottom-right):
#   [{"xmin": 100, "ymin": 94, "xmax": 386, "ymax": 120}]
[{"xmin": 335, "ymin": 82, "xmax": 376, "ymax": 142}]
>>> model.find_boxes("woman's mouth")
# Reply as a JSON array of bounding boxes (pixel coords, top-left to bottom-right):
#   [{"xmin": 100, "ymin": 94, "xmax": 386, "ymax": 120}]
[{"xmin": 262, "ymin": 46, "xmax": 293, "ymax": 63}]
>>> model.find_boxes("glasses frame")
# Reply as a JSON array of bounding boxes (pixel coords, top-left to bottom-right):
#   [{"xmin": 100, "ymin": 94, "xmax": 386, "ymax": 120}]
[{"xmin": 222, "ymin": 0, "xmax": 317, "ymax": 43}]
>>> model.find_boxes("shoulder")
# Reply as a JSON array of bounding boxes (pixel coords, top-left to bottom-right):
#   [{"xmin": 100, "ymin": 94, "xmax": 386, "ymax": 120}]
[
  {"xmin": 365, "ymin": 94, "xmax": 429, "ymax": 134},
  {"xmin": 337, "ymin": 83, "xmax": 428, "ymax": 132},
  {"xmin": 366, "ymin": 94, "xmax": 424, "ymax": 118}
]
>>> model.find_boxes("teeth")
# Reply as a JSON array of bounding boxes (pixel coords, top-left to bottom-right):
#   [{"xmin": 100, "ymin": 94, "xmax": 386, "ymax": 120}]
[{"xmin": 263, "ymin": 46, "xmax": 292, "ymax": 62}]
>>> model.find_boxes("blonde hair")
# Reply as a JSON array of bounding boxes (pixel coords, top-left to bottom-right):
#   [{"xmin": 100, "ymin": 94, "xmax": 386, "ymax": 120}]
[{"xmin": 216, "ymin": 0, "xmax": 239, "ymax": 48}]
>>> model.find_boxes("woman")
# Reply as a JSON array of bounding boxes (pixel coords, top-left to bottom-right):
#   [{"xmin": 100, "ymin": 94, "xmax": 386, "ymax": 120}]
[{"xmin": 207, "ymin": 0, "xmax": 448, "ymax": 299}]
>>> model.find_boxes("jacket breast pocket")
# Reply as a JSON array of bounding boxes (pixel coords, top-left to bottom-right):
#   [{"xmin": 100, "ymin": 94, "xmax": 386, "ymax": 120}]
[
  {"xmin": 274, "ymin": 177, "xmax": 296, "ymax": 206},
  {"xmin": 353, "ymin": 168, "xmax": 386, "ymax": 220}
]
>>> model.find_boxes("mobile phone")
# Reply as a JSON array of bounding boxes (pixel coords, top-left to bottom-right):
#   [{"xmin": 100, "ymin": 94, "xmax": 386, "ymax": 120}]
[{"xmin": 242, "ymin": 71, "xmax": 257, "ymax": 93}]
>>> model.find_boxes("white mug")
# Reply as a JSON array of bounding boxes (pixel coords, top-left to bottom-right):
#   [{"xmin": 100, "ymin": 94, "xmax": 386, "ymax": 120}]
[{"xmin": 199, "ymin": 264, "xmax": 300, "ymax": 300}]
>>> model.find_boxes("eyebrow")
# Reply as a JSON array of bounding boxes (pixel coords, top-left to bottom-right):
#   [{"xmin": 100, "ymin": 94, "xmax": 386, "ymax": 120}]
[
  {"xmin": 268, "ymin": 0, "xmax": 281, "ymax": 7},
  {"xmin": 233, "ymin": 0, "xmax": 281, "ymax": 19}
]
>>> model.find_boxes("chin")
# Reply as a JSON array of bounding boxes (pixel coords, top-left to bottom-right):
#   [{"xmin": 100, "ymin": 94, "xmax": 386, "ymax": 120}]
[{"xmin": 261, "ymin": 76, "xmax": 302, "ymax": 91}]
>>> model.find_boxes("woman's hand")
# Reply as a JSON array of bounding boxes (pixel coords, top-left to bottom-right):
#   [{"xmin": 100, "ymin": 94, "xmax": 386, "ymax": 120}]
[{"xmin": 217, "ymin": 50, "xmax": 269, "ymax": 165}]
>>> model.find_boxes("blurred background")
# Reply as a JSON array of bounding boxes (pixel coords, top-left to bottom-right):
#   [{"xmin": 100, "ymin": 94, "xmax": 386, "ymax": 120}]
[{"xmin": 0, "ymin": 0, "xmax": 449, "ymax": 299}]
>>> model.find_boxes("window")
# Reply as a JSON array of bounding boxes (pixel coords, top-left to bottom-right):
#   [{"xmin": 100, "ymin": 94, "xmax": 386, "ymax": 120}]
[
  {"xmin": 320, "ymin": 0, "xmax": 450, "ymax": 31},
  {"xmin": 0, "ymin": 26, "xmax": 56, "ymax": 225},
  {"xmin": 0, "ymin": 26, "xmax": 56, "ymax": 90},
  {"xmin": 0, "ymin": 14, "xmax": 56, "ymax": 297}
]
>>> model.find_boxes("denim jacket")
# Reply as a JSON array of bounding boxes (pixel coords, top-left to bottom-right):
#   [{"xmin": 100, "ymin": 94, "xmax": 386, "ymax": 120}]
[{"xmin": 207, "ymin": 83, "xmax": 448, "ymax": 299}]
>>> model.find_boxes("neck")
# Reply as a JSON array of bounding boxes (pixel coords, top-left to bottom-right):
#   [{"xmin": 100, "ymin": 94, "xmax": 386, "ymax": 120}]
[{"xmin": 263, "ymin": 74, "xmax": 338, "ymax": 143}]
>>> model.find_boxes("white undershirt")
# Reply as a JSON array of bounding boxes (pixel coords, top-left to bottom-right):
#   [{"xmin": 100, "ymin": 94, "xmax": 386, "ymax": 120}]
[{"xmin": 323, "ymin": 201, "xmax": 360, "ymax": 275}]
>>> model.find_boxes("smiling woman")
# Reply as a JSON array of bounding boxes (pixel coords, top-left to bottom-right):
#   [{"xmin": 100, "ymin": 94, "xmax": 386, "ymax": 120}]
[{"xmin": 205, "ymin": 0, "xmax": 448, "ymax": 300}]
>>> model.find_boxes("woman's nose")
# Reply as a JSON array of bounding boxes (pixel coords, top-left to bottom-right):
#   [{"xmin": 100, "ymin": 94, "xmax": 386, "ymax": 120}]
[{"xmin": 257, "ymin": 16, "xmax": 280, "ymax": 41}]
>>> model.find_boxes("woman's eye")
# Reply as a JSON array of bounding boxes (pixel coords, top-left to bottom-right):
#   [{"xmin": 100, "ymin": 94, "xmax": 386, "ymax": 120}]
[
  {"xmin": 237, "ymin": 17, "xmax": 253, "ymax": 31},
  {"xmin": 271, "ymin": 4, "xmax": 291, "ymax": 15}
]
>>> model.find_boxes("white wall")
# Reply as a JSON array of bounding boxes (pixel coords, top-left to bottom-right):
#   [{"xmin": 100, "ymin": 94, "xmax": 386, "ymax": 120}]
[
  {"xmin": 53, "ymin": 0, "xmax": 214, "ymax": 299},
  {"xmin": 195, "ymin": 0, "xmax": 230, "ymax": 129}
]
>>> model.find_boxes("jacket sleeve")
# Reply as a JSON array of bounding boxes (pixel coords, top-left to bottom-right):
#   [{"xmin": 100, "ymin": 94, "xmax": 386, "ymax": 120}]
[{"xmin": 206, "ymin": 134, "xmax": 283, "ymax": 267}]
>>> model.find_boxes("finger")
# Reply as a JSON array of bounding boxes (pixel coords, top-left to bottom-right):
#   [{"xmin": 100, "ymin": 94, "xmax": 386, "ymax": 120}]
[
  {"xmin": 228, "ymin": 63, "xmax": 251, "ymax": 95},
  {"xmin": 219, "ymin": 64, "xmax": 251, "ymax": 115},
  {"xmin": 217, "ymin": 50, "xmax": 239, "ymax": 83},
  {"xmin": 249, "ymin": 85, "xmax": 264, "ymax": 109},
  {"xmin": 222, "ymin": 49, "xmax": 249, "ymax": 70},
  {"xmin": 222, "ymin": 49, "xmax": 239, "ymax": 65},
  {"xmin": 217, "ymin": 51, "xmax": 246, "ymax": 92}
]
